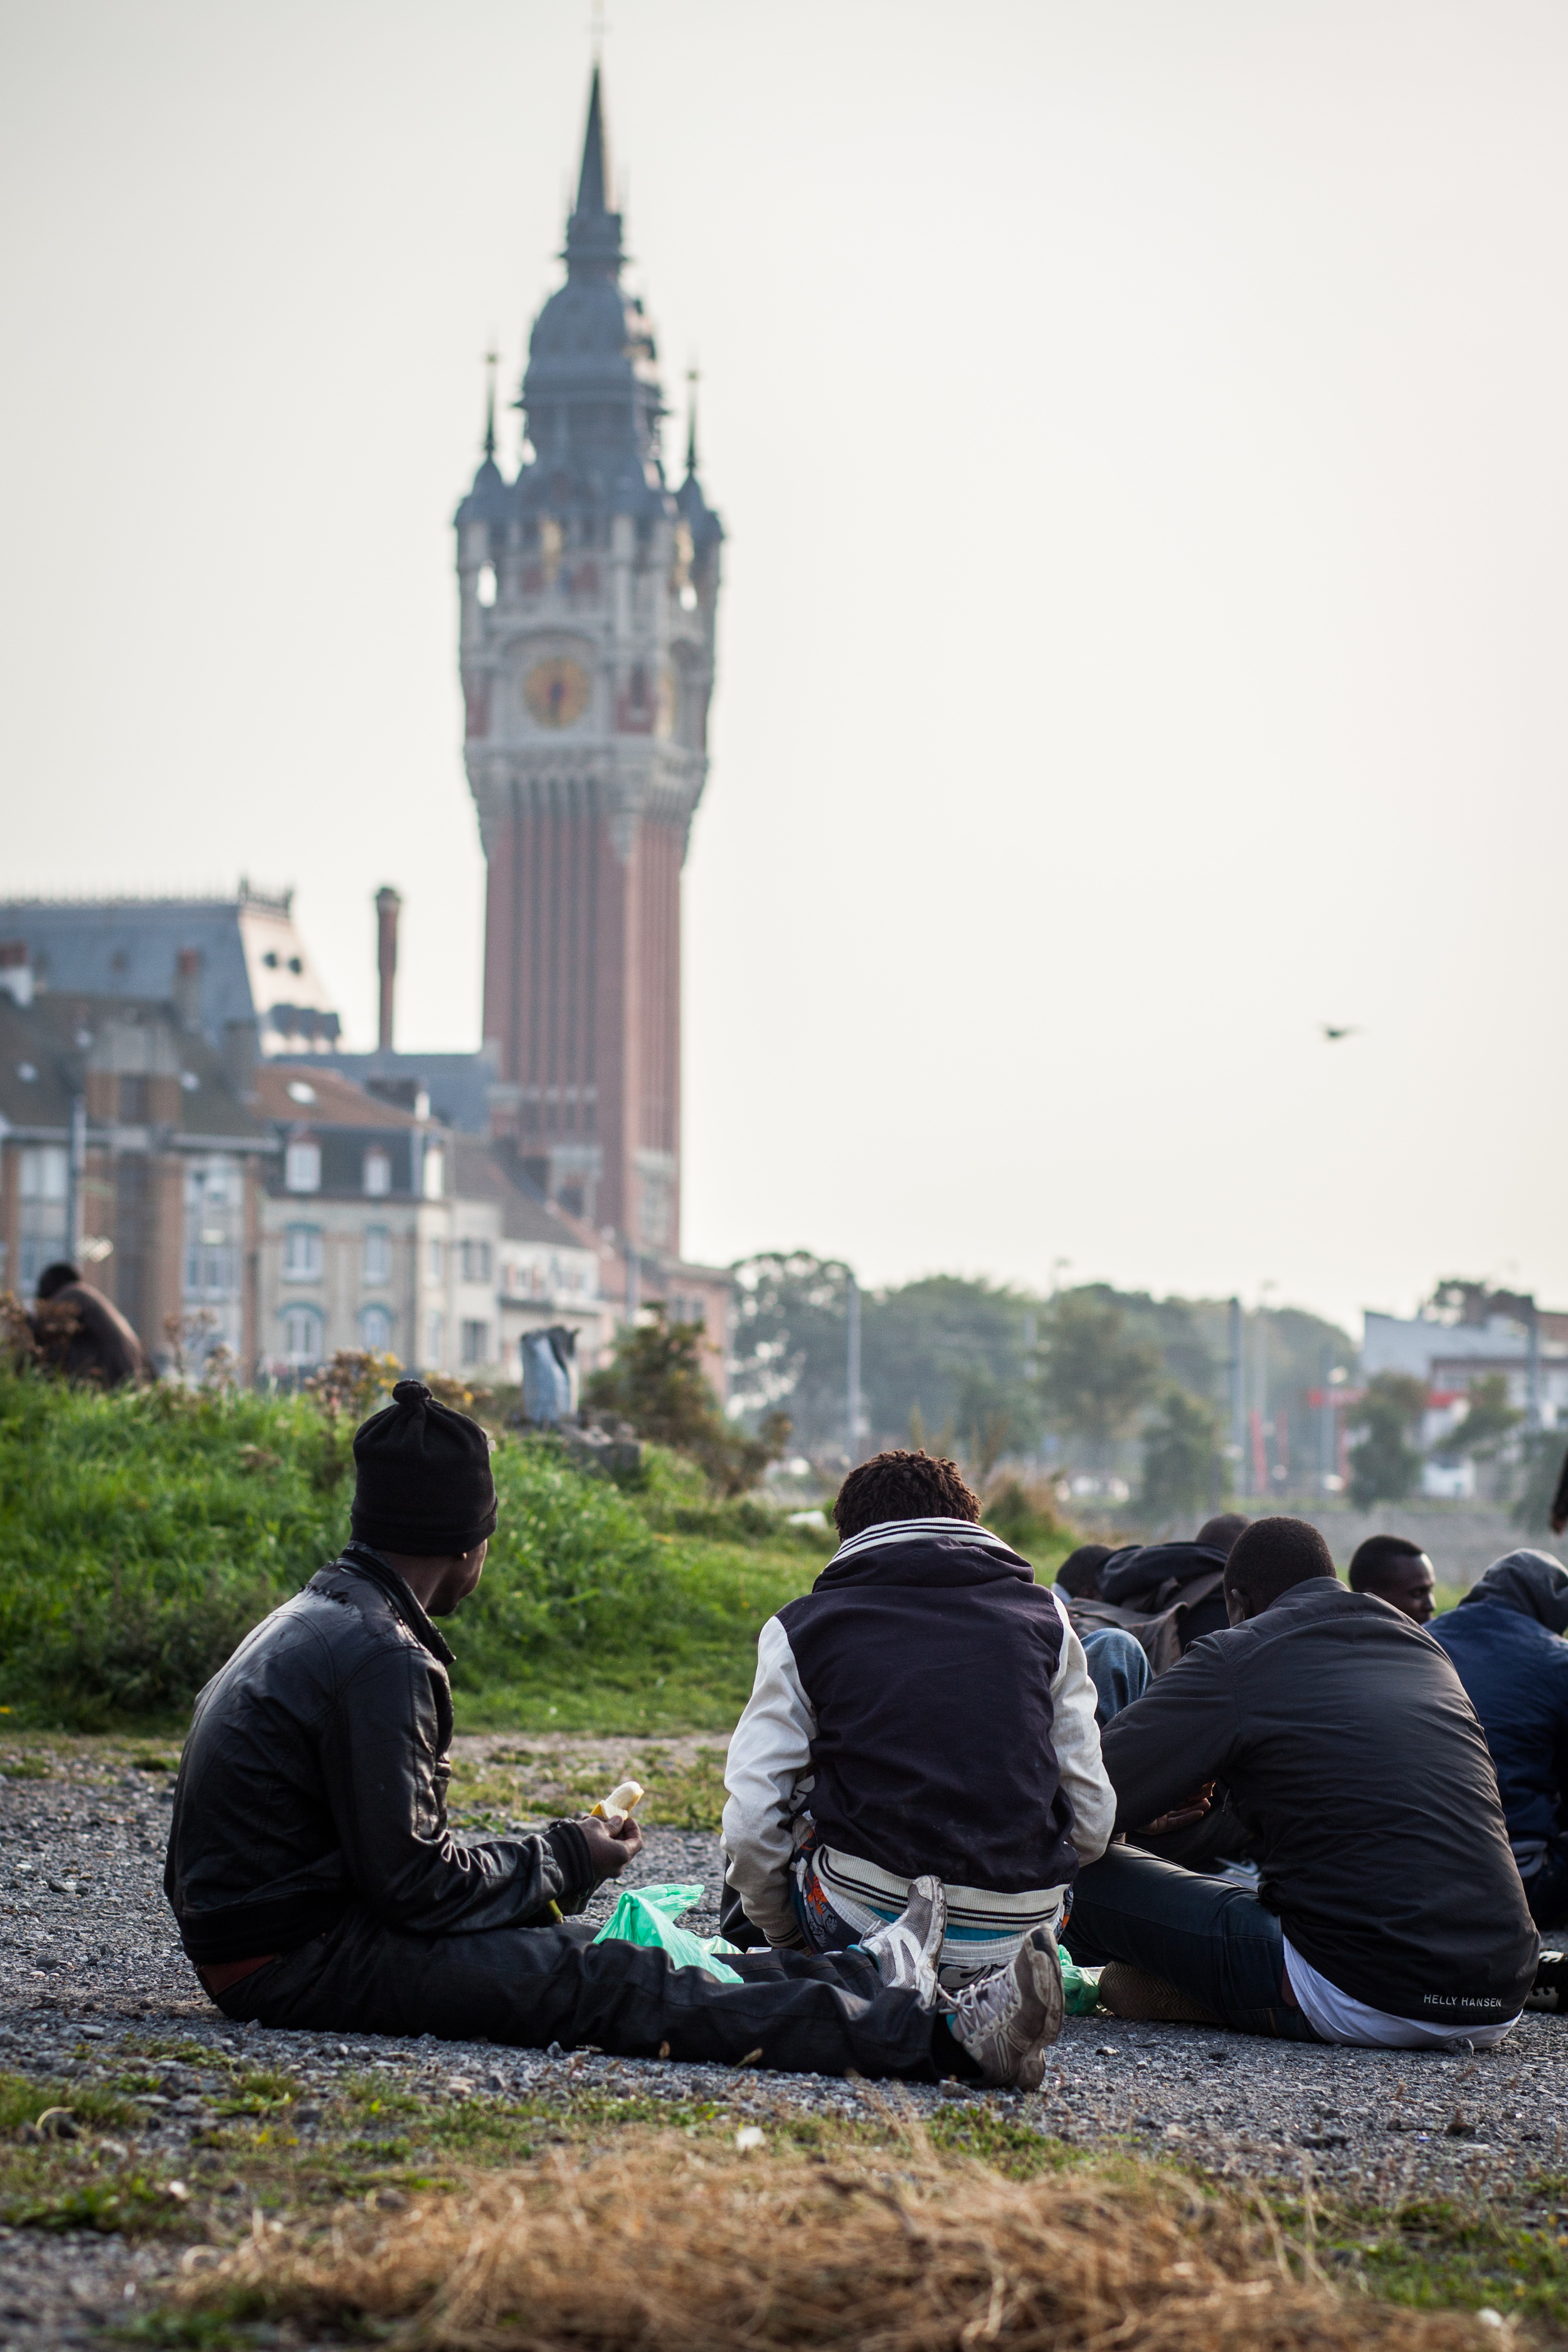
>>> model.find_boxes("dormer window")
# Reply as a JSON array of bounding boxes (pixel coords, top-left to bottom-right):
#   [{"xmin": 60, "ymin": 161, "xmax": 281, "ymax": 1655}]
[
  {"xmin": 363, "ymin": 1147, "xmax": 391, "ymax": 1198},
  {"xmin": 285, "ymin": 1138, "xmax": 321, "ymax": 1193}
]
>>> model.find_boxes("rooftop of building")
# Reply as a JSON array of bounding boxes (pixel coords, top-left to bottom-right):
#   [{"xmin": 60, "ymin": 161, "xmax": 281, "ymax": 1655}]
[{"xmin": 0, "ymin": 990, "xmax": 270, "ymax": 1147}]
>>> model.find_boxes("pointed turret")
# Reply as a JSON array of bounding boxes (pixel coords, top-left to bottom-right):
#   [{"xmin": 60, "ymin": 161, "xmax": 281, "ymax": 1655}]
[{"xmin": 675, "ymin": 366, "xmax": 723, "ymax": 555}]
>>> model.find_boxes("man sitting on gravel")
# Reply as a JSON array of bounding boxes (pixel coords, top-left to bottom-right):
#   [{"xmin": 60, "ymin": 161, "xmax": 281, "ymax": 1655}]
[
  {"xmin": 1063, "ymin": 1515, "xmax": 1538, "ymax": 2047},
  {"xmin": 1348, "ymin": 1533, "xmax": 1436, "ymax": 1626},
  {"xmin": 164, "ymin": 1382, "xmax": 1062, "ymax": 2090},
  {"xmin": 722, "ymin": 1448, "xmax": 1114, "ymax": 1984},
  {"xmin": 1431, "ymin": 1550, "xmax": 1568, "ymax": 1930}
]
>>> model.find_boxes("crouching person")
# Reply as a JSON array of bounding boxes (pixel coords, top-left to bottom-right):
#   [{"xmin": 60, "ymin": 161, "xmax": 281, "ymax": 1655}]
[
  {"xmin": 164, "ymin": 1385, "xmax": 1059, "ymax": 2089},
  {"xmin": 1063, "ymin": 1517, "xmax": 1538, "ymax": 2047},
  {"xmin": 722, "ymin": 1448, "xmax": 1114, "ymax": 1994}
]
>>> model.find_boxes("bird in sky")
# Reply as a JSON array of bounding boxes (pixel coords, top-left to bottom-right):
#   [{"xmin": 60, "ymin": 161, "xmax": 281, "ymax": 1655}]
[{"xmin": 1322, "ymin": 1024, "xmax": 1362, "ymax": 1042}]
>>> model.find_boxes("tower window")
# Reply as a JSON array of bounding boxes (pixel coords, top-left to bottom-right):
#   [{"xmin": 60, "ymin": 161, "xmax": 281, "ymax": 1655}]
[{"xmin": 477, "ymin": 563, "xmax": 497, "ymax": 608}]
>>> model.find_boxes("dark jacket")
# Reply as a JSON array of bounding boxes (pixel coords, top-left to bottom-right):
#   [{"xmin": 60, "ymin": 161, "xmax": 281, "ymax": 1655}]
[
  {"xmin": 164, "ymin": 1544, "xmax": 597, "ymax": 1966},
  {"xmin": 1431, "ymin": 1550, "xmax": 1568, "ymax": 1860},
  {"xmin": 1098, "ymin": 1539, "xmax": 1229, "ymax": 1650},
  {"xmin": 721, "ymin": 1518, "xmax": 1113, "ymax": 1943},
  {"xmin": 1098, "ymin": 1576, "xmax": 1537, "ymax": 2026},
  {"xmin": 30, "ymin": 1281, "xmax": 147, "ymax": 1387}
]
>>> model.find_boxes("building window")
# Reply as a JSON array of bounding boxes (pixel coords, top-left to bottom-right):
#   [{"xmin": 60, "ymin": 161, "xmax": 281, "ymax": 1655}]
[
  {"xmin": 283, "ymin": 1223, "xmax": 323, "ymax": 1281},
  {"xmin": 281, "ymin": 1304, "xmax": 324, "ymax": 1369},
  {"xmin": 425, "ymin": 1310, "xmax": 444, "ymax": 1366},
  {"xmin": 363, "ymin": 1147, "xmax": 391, "ymax": 1197},
  {"xmin": 360, "ymin": 1303, "xmax": 394, "ymax": 1352},
  {"xmin": 422, "ymin": 1143, "xmax": 445, "ymax": 1200},
  {"xmin": 118, "ymin": 1074, "xmax": 149, "ymax": 1123},
  {"xmin": 363, "ymin": 1226, "xmax": 391, "ymax": 1285},
  {"xmin": 285, "ymin": 1138, "xmax": 321, "ymax": 1193},
  {"xmin": 427, "ymin": 1237, "xmax": 443, "ymax": 1283},
  {"xmin": 458, "ymin": 1238, "xmax": 492, "ymax": 1283},
  {"xmin": 18, "ymin": 1145, "xmax": 69, "ymax": 1292},
  {"xmin": 461, "ymin": 1319, "xmax": 490, "ymax": 1367}
]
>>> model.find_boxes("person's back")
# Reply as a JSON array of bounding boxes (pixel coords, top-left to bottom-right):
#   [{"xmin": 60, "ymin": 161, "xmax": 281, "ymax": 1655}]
[
  {"xmin": 31, "ymin": 1262, "xmax": 147, "ymax": 1388},
  {"xmin": 1431, "ymin": 1550, "xmax": 1568, "ymax": 1926},
  {"xmin": 723, "ymin": 1449, "xmax": 1112, "ymax": 1979},
  {"xmin": 1069, "ymin": 1515, "xmax": 1537, "ymax": 2045}
]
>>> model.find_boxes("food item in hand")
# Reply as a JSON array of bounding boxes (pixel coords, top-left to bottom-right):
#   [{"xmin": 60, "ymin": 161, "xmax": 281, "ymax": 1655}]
[{"xmin": 591, "ymin": 1779, "xmax": 645, "ymax": 1821}]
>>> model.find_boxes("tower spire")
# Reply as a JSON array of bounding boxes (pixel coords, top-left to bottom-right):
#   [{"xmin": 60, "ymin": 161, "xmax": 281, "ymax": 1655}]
[
  {"xmin": 482, "ymin": 347, "xmax": 498, "ymax": 461},
  {"xmin": 576, "ymin": 63, "xmax": 609, "ymax": 216}
]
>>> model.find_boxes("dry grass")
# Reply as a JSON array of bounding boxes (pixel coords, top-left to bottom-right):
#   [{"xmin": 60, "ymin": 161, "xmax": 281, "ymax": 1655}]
[{"xmin": 174, "ymin": 2117, "xmax": 1503, "ymax": 2351}]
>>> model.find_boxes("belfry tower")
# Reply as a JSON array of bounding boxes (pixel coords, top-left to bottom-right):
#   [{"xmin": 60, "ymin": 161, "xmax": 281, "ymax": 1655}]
[{"xmin": 455, "ymin": 70, "xmax": 722, "ymax": 1254}]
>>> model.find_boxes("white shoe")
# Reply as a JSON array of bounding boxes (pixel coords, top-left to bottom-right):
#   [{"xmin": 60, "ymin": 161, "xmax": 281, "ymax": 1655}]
[
  {"xmin": 859, "ymin": 1875, "xmax": 947, "ymax": 2010},
  {"xmin": 947, "ymin": 1922, "xmax": 1065, "ymax": 2089}
]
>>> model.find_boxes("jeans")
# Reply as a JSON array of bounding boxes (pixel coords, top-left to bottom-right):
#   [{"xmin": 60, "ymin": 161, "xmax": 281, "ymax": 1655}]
[
  {"xmin": 209, "ymin": 1901, "xmax": 955, "ymax": 2080},
  {"xmin": 1081, "ymin": 1627, "xmax": 1150, "ymax": 1726},
  {"xmin": 1062, "ymin": 1843, "xmax": 1320, "ymax": 2040}
]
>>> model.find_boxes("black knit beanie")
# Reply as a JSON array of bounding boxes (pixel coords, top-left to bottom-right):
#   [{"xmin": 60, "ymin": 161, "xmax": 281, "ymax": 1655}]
[{"xmin": 350, "ymin": 1379, "xmax": 498, "ymax": 1557}]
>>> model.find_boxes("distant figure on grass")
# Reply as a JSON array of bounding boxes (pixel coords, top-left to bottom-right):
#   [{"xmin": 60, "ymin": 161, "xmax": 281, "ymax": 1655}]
[
  {"xmin": 722, "ymin": 1448, "xmax": 1115, "ymax": 1984},
  {"xmin": 1348, "ymin": 1532, "xmax": 1436, "ymax": 1625},
  {"xmin": 29, "ymin": 1260, "xmax": 147, "ymax": 1388},
  {"xmin": 1431, "ymin": 1551, "xmax": 1568, "ymax": 1930},
  {"xmin": 164, "ymin": 1386, "xmax": 1063, "ymax": 2090},
  {"xmin": 1064, "ymin": 1515, "xmax": 1538, "ymax": 2047}
]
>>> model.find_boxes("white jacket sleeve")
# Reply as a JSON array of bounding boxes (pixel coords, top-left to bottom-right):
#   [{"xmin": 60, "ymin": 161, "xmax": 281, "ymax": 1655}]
[
  {"xmin": 721, "ymin": 1615, "xmax": 817, "ymax": 1946},
  {"xmin": 1048, "ymin": 1591, "xmax": 1116, "ymax": 1866}
]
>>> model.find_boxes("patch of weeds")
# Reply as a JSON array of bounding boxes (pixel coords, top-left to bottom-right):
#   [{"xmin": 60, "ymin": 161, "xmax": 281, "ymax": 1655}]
[
  {"xmin": 925, "ymin": 2102, "xmax": 1084, "ymax": 2177},
  {"xmin": 341, "ymin": 2075, "xmax": 420, "ymax": 2118},
  {"xmin": 0, "ymin": 2067, "xmax": 140, "ymax": 2133},
  {"xmin": 127, "ymin": 1751, "xmax": 179, "ymax": 1773},
  {"xmin": 9, "ymin": 2172, "xmax": 172, "ymax": 2235},
  {"xmin": 0, "ymin": 1755, "xmax": 56, "ymax": 1780},
  {"xmin": 1283, "ymin": 2188, "xmax": 1568, "ymax": 2331},
  {"xmin": 118, "ymin": 2296, "xmax": 269, "ymax": 2346}
]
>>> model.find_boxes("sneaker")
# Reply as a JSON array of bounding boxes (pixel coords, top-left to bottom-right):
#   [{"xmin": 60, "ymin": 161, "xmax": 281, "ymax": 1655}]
[
  {"xmin": 1097, "ymin": 1961, "xmax": 1224, "ymax": 2026},
  {"xmin": 859, "ymin": 1875, "xmax": 947, "ymax": 2008},
  {"xmin": 1527, "ymin": 1949, "xmax": 1568, "ymax": 2013},
  {"xmin": 948, "ymin": 1922, "xmax": 1065, "ymax": 2089}
]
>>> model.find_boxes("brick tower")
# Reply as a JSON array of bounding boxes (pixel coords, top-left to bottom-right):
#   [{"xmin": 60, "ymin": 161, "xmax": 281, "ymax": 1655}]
[{"xmin": 455, "ymin": 70, "xmax": 721, "ymax": 1256}]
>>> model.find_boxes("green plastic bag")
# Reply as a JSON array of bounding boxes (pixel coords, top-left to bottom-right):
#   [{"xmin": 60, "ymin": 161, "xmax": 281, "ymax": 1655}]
[
  {"xmin": 1060, "ymin": 1952, "xmax": 1103, "ymax": 2016},
  {"xmin": 591, "ymin": 1882, "xmax": 744, "ymax": 1983}
]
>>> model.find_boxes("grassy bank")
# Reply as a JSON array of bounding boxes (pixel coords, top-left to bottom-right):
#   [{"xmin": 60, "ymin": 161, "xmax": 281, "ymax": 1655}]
[{"xmin": 0, "ymin": 1371, "xmax": 1073, "ymax": 1737}]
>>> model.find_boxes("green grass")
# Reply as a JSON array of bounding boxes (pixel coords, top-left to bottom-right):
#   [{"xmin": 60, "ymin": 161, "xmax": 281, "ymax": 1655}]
[{"xmin": 0, "ymin": 1368, "xmax": 837, "ymax": 1734}]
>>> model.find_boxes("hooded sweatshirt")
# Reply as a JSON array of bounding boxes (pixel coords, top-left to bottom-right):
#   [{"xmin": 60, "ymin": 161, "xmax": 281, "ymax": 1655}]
[
  {"xmin": 721, "ymin": 1517, "xmax": 1113, "ymax": 1946},
  {"xmin": 1431, "ymin": 1549, "xmax": 1568, "ymax": 1870}
]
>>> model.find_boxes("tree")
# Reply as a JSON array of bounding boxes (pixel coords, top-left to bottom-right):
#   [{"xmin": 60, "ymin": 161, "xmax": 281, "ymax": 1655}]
[
  {"xmin": 1036, "ymin": 1290, "xmax": 1162, "ymax": 1466},
  {"xmin": 862, "ymin": 1277, "xmax": 1041, "ymax": 1461},
  {"xmin": 586, "ymin": 1308, "xmax": 788, "ymax": 1496},
  {"xmin": 1428, "ymin": 1372, "xmax": 1522, "ymax": 1466},
  {"xmin": 1347, "ymin": 1373, "xmax": 1428, "ymax": 1510},
  {"xmin": 1138, "ymin": 1386, "xmax": 1222, "ymax": 1526},
  {"xmin": 728, "ymin": 1253, "xmax": 854, "ymax": 1451},
  {"xmin": 953, "ymin": 1365, "xmax": 1037, "ymax": 1483}
]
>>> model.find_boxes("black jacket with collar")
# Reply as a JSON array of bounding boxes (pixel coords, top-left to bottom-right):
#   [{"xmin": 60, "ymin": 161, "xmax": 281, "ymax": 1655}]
[
  {"xmin": 164, "ymin": 1545, "xmax": 595, "ymax": 1966},
  {"xmin": 1098, "ymin": 1576, "xmax": 1537, "ymax": 2026}
]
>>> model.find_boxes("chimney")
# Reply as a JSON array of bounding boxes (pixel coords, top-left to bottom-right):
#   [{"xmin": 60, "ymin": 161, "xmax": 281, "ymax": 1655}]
[
  {"xmin": 173, "ymin": 947, "xmax": 202, "ymax": 1032},
  {"xmin": 375, "ymin": 887, "xmax": 401, "ymax": 1054},
  {"xmin": 0, "ymin": 941, "xmax": 33, "ymax": 1009}
]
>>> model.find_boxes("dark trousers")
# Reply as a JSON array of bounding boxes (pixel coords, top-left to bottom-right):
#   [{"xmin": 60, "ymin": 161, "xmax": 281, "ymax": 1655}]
[
  {"xmin": 1062, "ymin": 1843, "xmax": 1320, "ymax": 2040},
  {"xmin": 1525, "ymin": 1837, "xmax": 1568, "ymax": 1932},
  {"xmin": 211, "ymin": 1904, "xmax": 948, "ymax": 2080}
]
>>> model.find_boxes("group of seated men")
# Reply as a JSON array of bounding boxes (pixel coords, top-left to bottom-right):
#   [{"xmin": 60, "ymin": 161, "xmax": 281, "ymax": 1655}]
[{"xmin": 164, "ymin": 1380, "xmax": 1556, "ymax": 2082}]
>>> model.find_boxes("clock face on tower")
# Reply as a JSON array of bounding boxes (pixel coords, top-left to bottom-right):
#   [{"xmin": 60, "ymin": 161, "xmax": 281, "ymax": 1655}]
[{"xmin": 523, "ymin": 656, "xmax": 591, "ymax": 730}]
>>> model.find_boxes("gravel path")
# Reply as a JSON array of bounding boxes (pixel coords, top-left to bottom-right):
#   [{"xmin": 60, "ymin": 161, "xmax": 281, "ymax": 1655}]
[{"xmin": 3, "ymin": 1739, "xmax": 1567, "ymax": 2343}]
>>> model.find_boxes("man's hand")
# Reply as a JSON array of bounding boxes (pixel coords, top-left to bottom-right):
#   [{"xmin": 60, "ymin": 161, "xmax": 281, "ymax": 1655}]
[
  {"xmin": 575, "ymin": 1811, "xmax": 642, "ymax": 1882},
  {"xmin": 1133, "ymin": 1781, "xmax": 1216, "ymax": 1838}
]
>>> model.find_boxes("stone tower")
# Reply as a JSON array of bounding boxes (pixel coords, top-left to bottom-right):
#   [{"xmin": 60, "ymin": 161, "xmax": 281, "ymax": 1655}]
[{"xmin": 455, "ymin": 70, "xmax": 721, "ymax": 1255}]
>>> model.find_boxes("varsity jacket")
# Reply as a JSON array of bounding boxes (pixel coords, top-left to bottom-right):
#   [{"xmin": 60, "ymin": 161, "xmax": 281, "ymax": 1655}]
[
  {"xmin": 721, "ymin": 1517, "xmax": 1114, "ymax": 1947},
  {"xmin": 165, "ymin": 1545, "xmax": 598, "ymax": 1965},
  {"xmin": 1099, "ymin": 1577, "xmax": 1538, "ymax": 2027}
]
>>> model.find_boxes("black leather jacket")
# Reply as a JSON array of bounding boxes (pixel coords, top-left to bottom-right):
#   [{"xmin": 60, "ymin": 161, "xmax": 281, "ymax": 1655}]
[{"xmin": 164, "ymin": 1544, "xmax": 597, "ymax": 1966}]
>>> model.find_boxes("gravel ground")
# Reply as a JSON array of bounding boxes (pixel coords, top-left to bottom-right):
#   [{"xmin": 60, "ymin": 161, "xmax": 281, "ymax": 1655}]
[{"xmin": 3, "ymin": 1741, "xmax": 1568, "ymax": 2343}]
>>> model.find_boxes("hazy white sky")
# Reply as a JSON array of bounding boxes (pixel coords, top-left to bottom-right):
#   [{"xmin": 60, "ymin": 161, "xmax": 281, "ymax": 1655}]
[{"xmin": 3, "ymin": 0, "xmax": 1565, "ymax": 1335}]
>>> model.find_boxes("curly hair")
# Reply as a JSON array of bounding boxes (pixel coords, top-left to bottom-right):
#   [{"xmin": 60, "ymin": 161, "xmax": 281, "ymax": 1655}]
[{"xmin": 832, "ymin": 1449, "xmax": 982, "ymax": 1542}]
